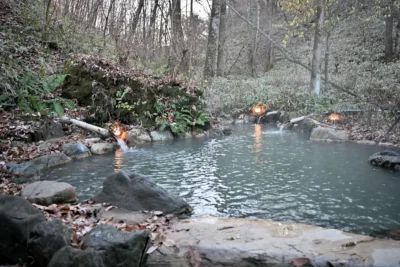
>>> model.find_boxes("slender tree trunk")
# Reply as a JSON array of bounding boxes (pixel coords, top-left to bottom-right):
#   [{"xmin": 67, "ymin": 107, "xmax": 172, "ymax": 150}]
[
  {"xmin": 324, "ymin": 32, "xmax": 331, "ymax": 88},
  {"xmin": 395, "ymin": 11, "xmax": 400, "ymax": 56},
  {"xmin": 385, "ymin": 1, "xmax": 394, "ymax": 61},
  {"xmin": 149, "ymin": 0, "xmax": 159, "ymax": 49},
  {"xmin": 44, "ymin": 0, "xmax": 52, "ymax": 40},
  {"xmin": 170, "ymin": 0, "xmax": 187, "ymax": 75},
  {"xmin": 103, "ymin": 0, "xmax": 115, "ymax": 48},
  {"xmin": 131, "ymin": 0, "xmax": 145, "ymax": 41},
  {"xmin": 204, "ymin": 0, "xmax": 221, "ymax": 78},
  {"xmin": 310, "ymin": 0, "xmax": 325, "ymax": 94},
  {"xmin": 216, "ymin": 0, "xmax": 227, "ymax": 77},
  {"xmin": 262, "ymin": 0, "xmax": 275, "ymax": 72}
]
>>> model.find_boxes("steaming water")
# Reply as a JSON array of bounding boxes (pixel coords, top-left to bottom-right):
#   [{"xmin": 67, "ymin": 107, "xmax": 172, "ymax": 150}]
[{"xmin": 42, "ymin": 125, "xmax": 400, "ymax": 235}]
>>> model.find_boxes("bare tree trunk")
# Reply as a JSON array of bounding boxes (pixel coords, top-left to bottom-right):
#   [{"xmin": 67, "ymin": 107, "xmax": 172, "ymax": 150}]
[
  {"xmin": 149, "ymin": 0, "xmax": 159, "ymax": 49},
  {"xmin": 216, "ymin": 0, "xmax": 227, "ymax": 77},
  {"xmin": 324, "ymin": 32, "xmax": 331, "ymax": 88},
  {"xmin": 261, "ymin": 0, "xmax": 275, "ymax": 72},
  {"xmin": 395, "ymin": 11, "xmax": 400, "ymax": 56},
  {"xmin": 204, "ymin": 0, "xmax": 221, "ymax": 78},
  {"xmin": 169, "ymin": 0, "xmax": 187, "ymax": 75},
  {"xmin": 131, "ymin": 0, "xmax": 145, "ymax": 40},
  {"xmin": 44, "ymin": 0, "xmax": 52, "ymax": 40},
  {"xmin": 103, "ymin": 0, "xmax": 115, "ymax": 48},
  {"xmin": 310, "ymin": 0, "xmax": 325, "ymax": 94},
  {"xmin": 385, "ymin": 1, "xmax": 394, "ymax": 61}
]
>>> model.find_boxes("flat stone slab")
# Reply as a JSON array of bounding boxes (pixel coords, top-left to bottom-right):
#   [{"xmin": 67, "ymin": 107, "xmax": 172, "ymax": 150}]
[
  {"xmin": 147, "ymin": 216, "xmax": 400, "ymax": 267},
  {"xmin": 22, "ymin": 181, "xmax": 77, "ymax": 205}
]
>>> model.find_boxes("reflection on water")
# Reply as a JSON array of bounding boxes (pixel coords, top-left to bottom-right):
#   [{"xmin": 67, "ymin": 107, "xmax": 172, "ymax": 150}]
[
  {"xmin": 42, "ymin": 125, "xmax": 400, "ymax": 235},
  {"xmin": 253, "ymin": 124, "xmax": 263, "ymax": 166},
  {"xmin": 113, "ymin": 149, "xmax": 123, "ymax": 172}
]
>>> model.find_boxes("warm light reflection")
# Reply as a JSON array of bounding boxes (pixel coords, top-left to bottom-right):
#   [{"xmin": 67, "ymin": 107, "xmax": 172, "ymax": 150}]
[
  {"xmin": 253, "ymin": 124, "xmax": 264, "ymax": 166},
  {"xmin": 113, "ymin": 149, "xmax": 123, "ymax": 172},
  {"xmin": 328, "ymin": 113, "xmax": 340, "ymax": 121}
]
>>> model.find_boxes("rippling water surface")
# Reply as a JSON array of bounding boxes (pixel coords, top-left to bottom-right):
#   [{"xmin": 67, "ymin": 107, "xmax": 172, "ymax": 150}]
[{"xmin": 42, "ymin": 125, "xmax": 400, "ymax": 234}]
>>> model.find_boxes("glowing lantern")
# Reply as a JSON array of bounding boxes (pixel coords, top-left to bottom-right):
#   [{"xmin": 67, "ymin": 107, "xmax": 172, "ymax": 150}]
[
  {"xmin": 251, "ymin": 103, "xmax": 269, "ymax": 115},
  {"xmin": 328, "ymin": 113, "xmax": 340, "ymax": 121},
  {"xmin": 111, "ymin": 123, "xmax": 126, "ymax": 139}
]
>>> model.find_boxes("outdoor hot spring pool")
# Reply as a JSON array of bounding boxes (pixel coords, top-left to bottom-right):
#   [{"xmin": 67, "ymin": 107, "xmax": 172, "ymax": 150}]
[{"xmin": 42, "ymin": 125, "xmax": 400, "ymax": 235}]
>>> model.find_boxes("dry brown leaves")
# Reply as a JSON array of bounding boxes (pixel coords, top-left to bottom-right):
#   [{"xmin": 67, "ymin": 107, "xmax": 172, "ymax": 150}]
[
  {"xmin": 30, "ymin": 202, "xmax": 178, "ymax": 250},
  {"xmin": 70, "ymin": 54, "xmax": 199, "ymax": 97},
  {"xmin": 0, "ymin": 169, "xmax": 22, "ymax": 195}
]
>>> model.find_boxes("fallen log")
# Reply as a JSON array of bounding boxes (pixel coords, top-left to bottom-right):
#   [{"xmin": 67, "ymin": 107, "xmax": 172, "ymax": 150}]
[{"xmin": 60, "ymin": 116, "xmax": 111, "ymax": 138}]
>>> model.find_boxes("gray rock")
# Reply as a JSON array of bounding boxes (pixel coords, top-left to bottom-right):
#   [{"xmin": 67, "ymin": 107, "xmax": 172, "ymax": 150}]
[
  {"xmin": 91, "ymin": 143, "xmax": 117, "ymax": 155},
  {"xmin": 61, "ymin": 142, "xmax": 91, "ymax": 159},
  {"xmin": 0, "ymin": 195, "xmax": 46, "ymax": 265},
  {"xmin": 358, "ymin": 140, "xmax": 376, "ymax": 145},
  {"xmin": 222, "ymin": 126, "xmax": 233, "ymax": 136},
  {"xmin": 234, "ymin": 119, "xmax": 244, "ymax": 124},
  {"xmin": 150, "ymin": 130, "xmax": 174, "ymax": 141},
  {"xmin": 93, "ymin": 170, "xmax": 192, "ymax": 214},
  {"xmin": 82, "ymin": 224, "xmax": 148, "ymax": 267},
  {"xmin": 31, "ymin": 153, "xmax": 72, "ymax": 168},
  {"xmin": 28, "ymin": 219, "xmax": 72, "ymax": 267},
  {"xmin": 292, "ymin": 118, "xmax": 320, "ymax": 139},
  {"xmin": 7, "ymin": 161, "xmax": 41, "ymax": 182},
  {"xmin": 38, "ymin": 138, "xmax": 64, "ymax": 151},
  {"xmin": 127, "ymin": 128, "xmax": 152, "ymax": 144},
  {"xmin": 369, "ymin": 151, "xmax": 400, "ymax": 169},
  {"xmin": 31, "ymin": 120, "xmax": 65, "ymax": 142},
  {"xmin": 22, "ymin": 181, "xmax": 77, "ymax": 205},
  {"xmin": 7, "ymin": 153, "xmax": 71, "ymax": 183},
  {"xmin": 310, "ymin": 127, "xmax": 349, "ymax": 142},
  {"xmin": 48, "ymin": 246, "xmax": 105, "ymax": 267},
  {"xmin": 379, "ymin": 142, "xmax": 396, "ymax": 147},
  {"xmin": 138, "ymin": 133, "xmax": 152, "ymax": 142},
  {"xmin": 260, "ymin": 111, "xmax": 280, "ymax": 124},
  {"xmin": 147, "ymin": 215, "xmax": 400, "ymax": 267},
  {"xmin": 193, "ymin": 132, "xmax": 206, "ymax": 138}
]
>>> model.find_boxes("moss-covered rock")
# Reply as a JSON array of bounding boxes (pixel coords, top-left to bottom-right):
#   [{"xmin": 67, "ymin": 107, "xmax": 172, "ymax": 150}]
[{"xmin": 61, "ymin": 54, "xmax": 207, "ymax": 130}]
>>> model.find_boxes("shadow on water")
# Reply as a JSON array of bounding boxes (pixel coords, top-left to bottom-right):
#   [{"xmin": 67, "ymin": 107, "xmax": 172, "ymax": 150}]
[{"xmin": 42, "ymin": 124, "xmax": 400, "ymax": 235}]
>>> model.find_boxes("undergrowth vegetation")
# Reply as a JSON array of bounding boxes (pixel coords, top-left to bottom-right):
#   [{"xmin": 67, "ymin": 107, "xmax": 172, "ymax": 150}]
[{"xmin": 0, "ymin": 0, "xmax": 117, "ymax": 116}]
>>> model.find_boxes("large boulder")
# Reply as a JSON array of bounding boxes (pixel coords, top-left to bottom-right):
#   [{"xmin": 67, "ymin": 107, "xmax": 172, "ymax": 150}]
[
  {"xmin": 6, "ymin": 153, "xmax": 71, "ymax": 183},
  {"xmin": 310, "ymin": 127, "xmax": 349, "ymax": 142},
  {"xmin": 93, "ymin": 170, "xmax": 192, "ymax": 214},
  {"xmin": 369, "ymin": 151, "xmax": 400, "ymax": 169},
  {"xmin": 0, "ymin": 195, "xmax": 46, "ymax": 265},
  {"xmin": 150, "ymin": 130, "xmax": 174, "ymax": 141},
  {"xmin": 7, "ymin": 161, "xmax": 41, "ymax": 182},
  {"xmin": 31, "ymin": 153, "xmax": 72, "ymax": 168},
  {"xmin": 48, "ymin": 247, "xmax": 105, "ymax": 267},
  {"xmin": 61, "ymin": 142, "xmax": 91, "ymax": 159},
  {"xmin": 291, "ymin": 117, "xmax": 320, "ymax": 138},
  {"xmin": 91, "ymin": 143, "xmax": 118, "ymax": 155},
  {"xmin": 127, "ymin": 128, "xmax": 152, "ymax": 144},
  {"xmin": 82, "ymin": 224, "xmax": 148, "ymax": 267},
  {"xmin": 28, "ymin": 219, "xmax": 72, "ymax": 267},
  {"xmin": 21, "ymin": 181, "xmax": 77, "ymax": 205},
  {"xmin": 30, "ymin": 120, "xmax": 65, "ymax": 142}
]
